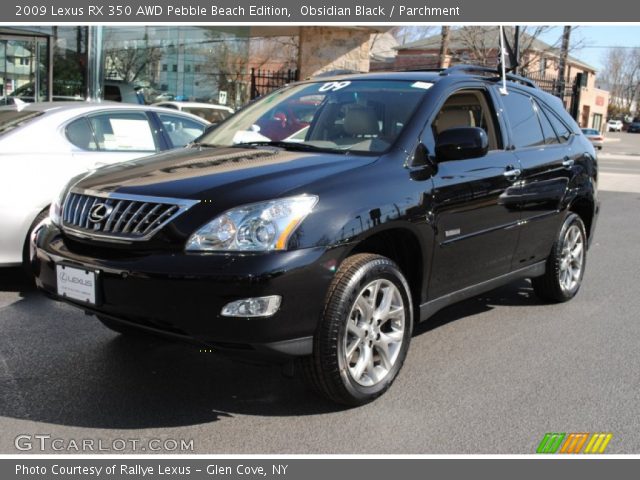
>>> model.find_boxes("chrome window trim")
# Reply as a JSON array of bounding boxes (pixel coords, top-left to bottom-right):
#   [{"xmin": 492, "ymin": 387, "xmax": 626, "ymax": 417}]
[{"xmin": 61, "ymin": 189, "xmax": 200, "ymax": 243}]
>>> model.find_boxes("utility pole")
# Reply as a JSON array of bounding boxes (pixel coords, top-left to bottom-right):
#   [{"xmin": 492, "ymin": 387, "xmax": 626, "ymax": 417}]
[
  {"xmin": 556, "ymin": 26, "xmax": 571, "ymax": 100},
  {"xmin": 438, "ymin": 26, "xmax": 450, "ymax": 68},
  {"xmin": 513, "ymin": 26, "xmax": 520, "ymax": 74}
]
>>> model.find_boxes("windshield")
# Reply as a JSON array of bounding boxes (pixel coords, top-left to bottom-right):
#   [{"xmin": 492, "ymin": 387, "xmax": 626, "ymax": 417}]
[
  {"xmin": 0, "ymin": 110, "xmax": 44, "ymax": 136},
  {"xmin": 199, "ymin": 80, "xmax": 432, "ymax": 153}
]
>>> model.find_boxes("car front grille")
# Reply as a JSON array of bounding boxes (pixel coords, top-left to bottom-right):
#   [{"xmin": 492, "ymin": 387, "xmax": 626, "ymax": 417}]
[{"xmin": 61, "ymin": 190, "xmax": 199, "ymax": 242}]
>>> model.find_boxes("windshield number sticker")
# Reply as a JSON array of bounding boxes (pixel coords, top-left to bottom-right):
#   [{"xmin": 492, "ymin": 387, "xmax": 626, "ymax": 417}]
[
  {"xmin": 319, "ymin": 81, "xmax": 351, "ymax": 92},
  {"xmin": 411, "ymin": 81, "xmax": 433, "ymax": 90}
]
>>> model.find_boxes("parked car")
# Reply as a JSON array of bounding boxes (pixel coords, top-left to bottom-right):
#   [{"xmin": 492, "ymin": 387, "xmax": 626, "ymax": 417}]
[
  {"xmin": 606, "ymin": 119, "xmax": 623, "ymax": 132},
  {"xmin": 0, "ymin": 80, "xmax": 145, "ymax": 106},
  {"xmin": 0, "ymin": 102, "xmax": 209, "ymax": 268},
  {"xmin": 103, "ymin": 80, "xmax": 146, "ymax": 104},
  {"xmin": 628, "ymin": 122, "xmax": 640, "ymax": 133},
  {"xmin": 581, "ymin": 128, "xmax": 604, "ymax": 150},
  {"xmin": 32, "ymin": 67, "xmax": 599, "ymax": 405},
  {"xmin": 153, "ymin": 101, "xmax": 234, "ymax": 124}
]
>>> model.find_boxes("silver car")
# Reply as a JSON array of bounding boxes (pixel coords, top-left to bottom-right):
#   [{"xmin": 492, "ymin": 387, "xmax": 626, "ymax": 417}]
[
  {"xmin": 581, "ymin": 128, "xmax": 604, "ymax": 150},
  {"xmin": 0, "ymin": 101, "xmax": 209, "ymax": 267}
]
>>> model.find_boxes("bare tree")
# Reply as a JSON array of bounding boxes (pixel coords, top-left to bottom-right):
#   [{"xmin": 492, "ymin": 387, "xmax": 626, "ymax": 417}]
[
  {"xmin": 451, "ymin": 26, "xmax": 555, "ymax": 69},
  {"xmin": 249, "ymin": 36, "xmax": 299, "ymax": 71},
  {"xmin": 103, "ymin": 31, "xmax": 162, "ymax": 83},
  {"xmin": 208, "ymin": 39, "xmax": 249, "ymax": 105},
  {"xmin": 598, "ymin": 47, "xmax": 640, "ymax": 115}
]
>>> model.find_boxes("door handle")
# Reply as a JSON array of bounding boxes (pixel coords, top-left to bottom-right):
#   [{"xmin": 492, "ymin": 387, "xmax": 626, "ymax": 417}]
[
  {"xmin": 562, "ymin": 157, "xmax": 575, "ymax": 168},
  {"xmin": 503, "ymin": 168, "xmax": 521, "ymax": 180}
]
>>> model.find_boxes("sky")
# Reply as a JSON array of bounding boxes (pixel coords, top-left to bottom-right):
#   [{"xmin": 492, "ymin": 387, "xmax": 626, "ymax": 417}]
[{"xmin": 538, "ymin": 26, "xmax": 640, "ymax": 71}]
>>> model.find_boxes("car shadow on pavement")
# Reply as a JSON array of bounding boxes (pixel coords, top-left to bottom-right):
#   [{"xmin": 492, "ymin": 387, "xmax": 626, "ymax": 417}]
[
  {"xmin": 414, "ymin": 279, "xmax": 543, "ymax": 336},
  {"xmin": 0, "ymin": 267, "xmax": 36, "ymax": 294},
  {"xmin": 0, "ymin": 292, "xmax": 345, "ymax": 430},
  {"xmin": 0, "ymin": 278, "xmax": 542, "ymax": 430}
]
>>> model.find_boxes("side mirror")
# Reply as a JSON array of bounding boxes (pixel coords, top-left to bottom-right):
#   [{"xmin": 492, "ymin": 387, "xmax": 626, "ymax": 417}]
[
  {"xmin": 435, "ymin": 127, "xmax": 489, "ymax": 161},
  {"xmin": 411, "ymin": 143, "xmax": 431, "ymax": 167}
]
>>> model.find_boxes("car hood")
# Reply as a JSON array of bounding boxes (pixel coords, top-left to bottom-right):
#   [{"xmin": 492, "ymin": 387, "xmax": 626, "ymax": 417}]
[{"xmin": 72, "ymin": 145, "xmax": 377, "ymax": 202}]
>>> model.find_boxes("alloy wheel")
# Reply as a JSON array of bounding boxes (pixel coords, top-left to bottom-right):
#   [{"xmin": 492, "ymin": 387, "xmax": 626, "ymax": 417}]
[
  {"xmin": 559, "ymin": 224, "xmax": 584, "ymax": 293},
  {"xmin": 343, "ymin": 279, "xmax": 406, "ymax": 387}
]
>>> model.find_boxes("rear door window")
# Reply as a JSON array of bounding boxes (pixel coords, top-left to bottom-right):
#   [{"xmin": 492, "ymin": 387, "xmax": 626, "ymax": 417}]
[
  {"xmin": 87, "ymin": 111, "xmax": 157, "ymax": 152},
  {"xmin": 540, "ymin": 104, "xmax": 572, "ymax": 142},
  {"xmin": 533, "ymin": 101, "xmax": 559, "ymax": 145},
  {"xmin": 500, "ymin": 91, "xmax": 545, "ymax": 148}
]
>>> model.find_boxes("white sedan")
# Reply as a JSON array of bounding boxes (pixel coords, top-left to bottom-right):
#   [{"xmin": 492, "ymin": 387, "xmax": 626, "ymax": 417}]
[{"xmin": 0, "ymin": 101, "xmax": 209, "ymax": 267}]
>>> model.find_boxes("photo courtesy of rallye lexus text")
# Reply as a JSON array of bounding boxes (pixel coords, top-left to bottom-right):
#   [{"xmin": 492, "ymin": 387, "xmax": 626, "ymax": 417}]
[{"xmin": 31, "ymin": 66, "xmax": 599, "ymax": 406}]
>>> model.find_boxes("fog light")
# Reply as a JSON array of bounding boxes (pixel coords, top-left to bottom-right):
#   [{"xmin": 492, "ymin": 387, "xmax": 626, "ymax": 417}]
[{"xmin": 221, "ymin": 295, "xmax": 281, "ymax": 317}]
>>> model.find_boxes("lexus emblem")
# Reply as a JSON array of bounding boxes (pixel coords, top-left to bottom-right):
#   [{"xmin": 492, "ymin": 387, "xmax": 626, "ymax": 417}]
[{"xmin": 88, "ymin": 203, "xmax": 113, "ymax": 223}]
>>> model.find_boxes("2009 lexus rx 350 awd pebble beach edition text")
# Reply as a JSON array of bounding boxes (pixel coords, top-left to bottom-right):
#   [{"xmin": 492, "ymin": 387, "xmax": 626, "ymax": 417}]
[{"xmin": 32, "ymin": 66, "xmax": 599, "ymax": 405}]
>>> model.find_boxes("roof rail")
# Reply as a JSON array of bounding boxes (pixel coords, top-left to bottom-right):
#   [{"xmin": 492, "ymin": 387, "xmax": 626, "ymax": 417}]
[
  {"xmin": 441, "ymin": 64, "xmax": 539, "ymax": 89},
  {"xmin": 404, "ymin": 67, "xmax": 446, "ymax": 73}
]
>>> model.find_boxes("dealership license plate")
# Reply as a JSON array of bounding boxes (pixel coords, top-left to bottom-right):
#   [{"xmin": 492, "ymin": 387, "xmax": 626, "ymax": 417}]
[{"xmin": 56, "ymin": 265, "xmax": 97, "ymax": 305}]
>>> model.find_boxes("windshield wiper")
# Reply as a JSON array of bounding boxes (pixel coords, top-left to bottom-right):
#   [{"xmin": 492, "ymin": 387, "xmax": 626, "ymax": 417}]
[{"xmin": 232, "ymin": 141, "xmax": 332, "ymax": 152}]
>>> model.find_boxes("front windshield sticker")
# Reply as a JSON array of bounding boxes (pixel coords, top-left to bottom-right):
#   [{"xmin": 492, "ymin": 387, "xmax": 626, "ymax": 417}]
[
  {"xmin": 411, "ymin": 81, "xmax": 434, "ymax": 90},
  {"xmin": 318, "ymin": 81, "xmax": 352, "ymax": 92}
]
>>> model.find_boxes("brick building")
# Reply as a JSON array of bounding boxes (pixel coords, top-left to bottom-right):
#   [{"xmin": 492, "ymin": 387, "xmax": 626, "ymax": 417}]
[{"xmin": 390, "ymin": 28, "xmax": 610, "ymax": 131}]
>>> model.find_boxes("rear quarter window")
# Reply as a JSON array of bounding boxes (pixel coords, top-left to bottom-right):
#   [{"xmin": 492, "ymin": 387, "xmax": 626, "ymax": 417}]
[{"xmin": 66, "ymin": 117, "xmax": 98, "ymax": 150}]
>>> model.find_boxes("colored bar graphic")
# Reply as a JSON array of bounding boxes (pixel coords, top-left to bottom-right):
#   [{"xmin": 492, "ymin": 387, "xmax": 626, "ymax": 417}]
[
  {"xmin": 537, "ymin": 433, "xmax": 613, "ymax": 454},
  {"xmin": 559, "ymin": 433, "xmax": 589, "ymax": 453},
  {"xmin": 584, "ymin": 433, "xmax": 613, "ymax": 454},
  {"xmin": 537, "ymin": 433, "xmax": 566, "ymax": 453}
]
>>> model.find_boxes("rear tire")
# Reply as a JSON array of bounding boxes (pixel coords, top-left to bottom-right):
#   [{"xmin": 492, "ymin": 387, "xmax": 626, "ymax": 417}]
[
  {"xmin": 532, "ymin": 213, "xmax": 587, "ymax": 302},
  {"xmin": 300, "ymin": 253, "xmax": 413, "ymax": 406}
]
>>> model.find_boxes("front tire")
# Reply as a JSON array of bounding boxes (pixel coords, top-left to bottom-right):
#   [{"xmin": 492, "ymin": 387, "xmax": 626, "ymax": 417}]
[
  {"xmin": 532, "ymin": 213, "xmax": 587, "ymax": 302},
  {"xmin": 301, "ymin": 254, "xmax": 413, "ymax": 406}
]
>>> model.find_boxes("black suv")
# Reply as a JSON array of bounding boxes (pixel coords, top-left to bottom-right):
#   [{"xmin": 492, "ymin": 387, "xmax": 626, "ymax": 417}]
[{"xmin": 32, "ymin": 66, "xmax": 599, "ymax": 405}]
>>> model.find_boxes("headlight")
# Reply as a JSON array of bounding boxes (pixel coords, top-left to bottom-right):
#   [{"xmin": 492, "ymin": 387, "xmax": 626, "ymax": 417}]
[
  {"xmin": 49, "ymin": 173, "xmax": 91, "ymax": 226},
  {"xmin": 186, "ymin": 195, "xmax": 318, "ymax": 252}
]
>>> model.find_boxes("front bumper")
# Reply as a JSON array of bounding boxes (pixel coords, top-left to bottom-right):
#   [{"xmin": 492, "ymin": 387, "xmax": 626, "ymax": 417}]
[{"xmin": 32, "ymin": 222, "xmax": 344, "ymax": 357}]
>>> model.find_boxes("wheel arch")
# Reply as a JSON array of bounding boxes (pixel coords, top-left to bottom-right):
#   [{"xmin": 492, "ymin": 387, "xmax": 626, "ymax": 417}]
[
  {"xmin": 346, "ymin": 226, "xmax": 427, "ymax": 312},
  {"xmin": 568, "ymin": 195, "xmax": 596, "ymax": 241}
]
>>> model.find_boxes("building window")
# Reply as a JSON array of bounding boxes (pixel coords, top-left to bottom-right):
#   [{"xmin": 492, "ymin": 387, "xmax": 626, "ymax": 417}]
[
  {"xmin": 593, "ymin": 113, "xmax": 603, "ymax": 132},
  {"xmin": 185, "ymin": 64, "xmax": 191, "ymax": 73},
  {"xmin": 172, "ymin": 64, "xmax": 178, "ymax": 72},
  {"xmin": 195, "ymin": 64, "xmax": 201, "ymax": 73},
  {"xmin": 539, "ymin": 57, "xmax": 547, "ymax": 75},
  {"xmin": 162, "ymin": 64, "xmax": 168, "ymax": 71}
]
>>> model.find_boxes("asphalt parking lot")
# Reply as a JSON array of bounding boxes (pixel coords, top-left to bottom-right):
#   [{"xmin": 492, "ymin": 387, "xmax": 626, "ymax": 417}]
[{"xmin": 1, "ymin": 132, "xmax": 639, "ymax": 454}]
